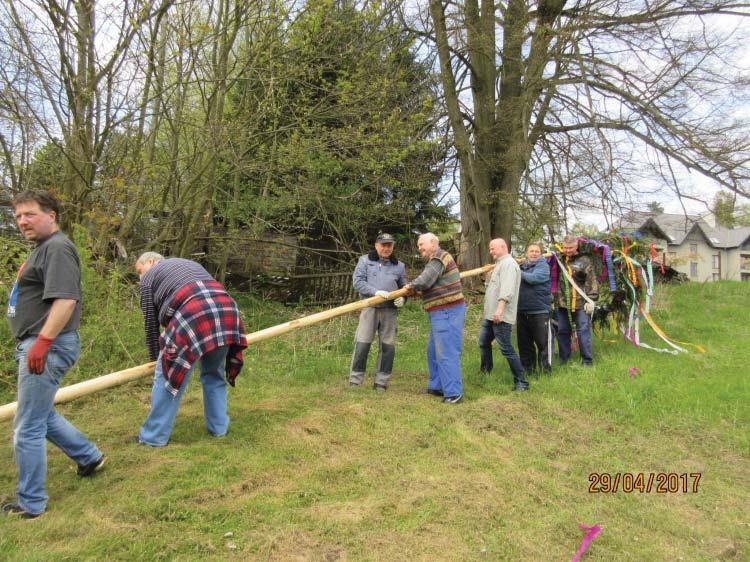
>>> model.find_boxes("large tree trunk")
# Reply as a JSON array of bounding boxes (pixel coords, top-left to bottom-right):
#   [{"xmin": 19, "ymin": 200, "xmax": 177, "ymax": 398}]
[
  {"xmin": 430, "ymin": 0, "xmax": 566, "ymax": 257},
  {"xmin": 430, "ymin": 0, "xmax": 491, "ymax": 269}
]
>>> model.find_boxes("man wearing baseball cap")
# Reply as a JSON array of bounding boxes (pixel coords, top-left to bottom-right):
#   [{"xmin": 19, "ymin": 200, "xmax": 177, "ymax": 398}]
[{"xmin": 349, "ymin": 233, "xmax": 407, "ymax": 391}]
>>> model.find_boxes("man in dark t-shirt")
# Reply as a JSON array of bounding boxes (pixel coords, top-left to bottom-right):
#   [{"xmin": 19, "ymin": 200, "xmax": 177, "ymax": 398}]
[{"xmin": 3, "ymin": 191, "xmax": 104, "ymax": 520}]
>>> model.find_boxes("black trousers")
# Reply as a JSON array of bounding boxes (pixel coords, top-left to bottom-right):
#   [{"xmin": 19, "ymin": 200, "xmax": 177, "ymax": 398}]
[{"xmin": 517, "ymin": 312, "xmax": 552, "ymax": 374}]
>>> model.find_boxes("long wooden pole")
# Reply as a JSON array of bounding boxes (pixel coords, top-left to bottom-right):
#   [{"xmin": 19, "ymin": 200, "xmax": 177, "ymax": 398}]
[{"xmin": 0, "ymin": 263, "xmax": 495, "ymax": 422}]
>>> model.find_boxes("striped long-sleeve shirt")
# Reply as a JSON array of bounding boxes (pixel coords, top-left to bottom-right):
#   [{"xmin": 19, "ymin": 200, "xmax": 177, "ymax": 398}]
[{"xmin": 139, "ymin": 258, "xmax": 214, "ymax": 361}]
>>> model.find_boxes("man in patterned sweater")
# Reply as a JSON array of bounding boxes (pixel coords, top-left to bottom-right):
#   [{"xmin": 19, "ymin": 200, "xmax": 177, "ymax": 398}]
[
  {"xmin": 404, "ymin": 233, "xmax": 466, "ymax": 404},
  {"xmin": 134, "ymin": 253, "xmax": 247, "ymax": 446}
]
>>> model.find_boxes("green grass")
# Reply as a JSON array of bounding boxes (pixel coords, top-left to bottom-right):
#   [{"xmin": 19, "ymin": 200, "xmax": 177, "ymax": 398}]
[{"xmin": 1, "ymin": 282, "xmax": 748, "ymax": 561}]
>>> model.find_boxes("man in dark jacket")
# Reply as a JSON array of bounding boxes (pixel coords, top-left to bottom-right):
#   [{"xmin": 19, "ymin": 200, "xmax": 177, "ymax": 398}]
[
  {"xmin": 349, "ymin": 233, "xmax": 407, "ymax": 391},
  {"xmin": 554, "ymin": 235, "xmax": 598, "ymax": 366},
  {"xmin": 517, "ymin": 243, "xmax": 552, "ymax": 375}
]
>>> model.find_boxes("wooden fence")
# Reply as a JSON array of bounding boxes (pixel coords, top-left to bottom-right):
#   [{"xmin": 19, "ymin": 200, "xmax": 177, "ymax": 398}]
[
  {"xmin": 284, "ymin": 271, "xmax": 356, "ymax": 305},
  {"xmin": 249, "ymin": 271, "xmax": 356, "ymax": 306}
]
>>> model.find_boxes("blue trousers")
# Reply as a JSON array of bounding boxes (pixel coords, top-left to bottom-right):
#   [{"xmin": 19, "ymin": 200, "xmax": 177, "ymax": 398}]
[
  {"xmin": 478, "ymin": 319, "xmax": 528, "ymax": 388},
  {"xmin": 427, "ymin": 303, "xmax": 466, "ymax": 398},
  {"xmin": 556, "ymin": 308, "xmax": 593, "ymax": 365},
  {"xmin": 139, "ymin": 346, "xmax": 230, "ymax": 446},
  {"xmin": 13, "ymin": 332, "xmax": 101, "ymax": 515}
]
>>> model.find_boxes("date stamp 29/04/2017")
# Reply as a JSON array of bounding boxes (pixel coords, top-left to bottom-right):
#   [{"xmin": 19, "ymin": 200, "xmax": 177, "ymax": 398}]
[{"xmin": 588, "ymin": 472, "xmax": 702, "ymax": 494}]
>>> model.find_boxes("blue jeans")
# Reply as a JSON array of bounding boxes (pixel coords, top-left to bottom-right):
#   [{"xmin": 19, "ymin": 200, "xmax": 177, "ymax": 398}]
[
  {"xmin": 139, "ymin": 346, "xmax": 230, "ymax": 446},
  {"xmin": 478, "ymin": 320, "xmax": 528, "ymax": 388},
  {"xmin": 13, "ymin": 332, "xmax": 101, "ymax": 515},
  {"xmin": 556, "ymin": 308, "xmax": 593, "ymax": 365},
  {"xmin": 427, "ymin": 303, "xmax": 466, "ymax": 398}
]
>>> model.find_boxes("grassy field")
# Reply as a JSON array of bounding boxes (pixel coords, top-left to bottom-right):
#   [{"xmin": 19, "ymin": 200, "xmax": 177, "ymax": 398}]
[{"xmin": 0, "ymin": 282, "xmax": 748, "ymax": 561}]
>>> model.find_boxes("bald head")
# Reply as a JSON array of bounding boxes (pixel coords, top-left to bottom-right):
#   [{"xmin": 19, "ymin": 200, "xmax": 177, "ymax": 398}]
[
  {"xmin": 417, "ymin": 232, "xmax": 440, "ymax": 259},
  {"xmin": 489, "ymin": 238, "xmax": 508, "ymax": 260}
]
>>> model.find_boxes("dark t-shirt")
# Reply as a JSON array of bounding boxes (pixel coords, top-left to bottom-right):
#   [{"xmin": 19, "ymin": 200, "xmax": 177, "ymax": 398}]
[{"xmin": 6, "ymin": 231, "xmax": 82, "ymax": 340}]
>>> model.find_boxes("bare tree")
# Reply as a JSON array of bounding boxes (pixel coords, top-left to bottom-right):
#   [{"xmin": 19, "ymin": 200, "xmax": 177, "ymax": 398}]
[
  {"xmin": 0, "ymin": 8, "xmax": 50, "ymax": 195},
  {"xmin": 0, "ymin": 0, "xmax": 174, "ymax": 226},
  {"xmin": 417, "ymin": 0, "xmax": 750, "ymax": 265},
  {"xmin": 131, "ymin": 0, "xmax": 280, "ymax": 263}
]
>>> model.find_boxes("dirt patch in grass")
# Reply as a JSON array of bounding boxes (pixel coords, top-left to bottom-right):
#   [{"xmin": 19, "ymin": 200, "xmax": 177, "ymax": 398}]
[{"xmin": 252, "ymin": 528, "xmax": 350, "ymax": 562}]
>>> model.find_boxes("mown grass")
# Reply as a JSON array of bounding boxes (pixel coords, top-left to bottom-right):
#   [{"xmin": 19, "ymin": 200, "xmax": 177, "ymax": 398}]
[{"xmin": 0, "ymin": 282, "xmax": 748, "ymax": 561}]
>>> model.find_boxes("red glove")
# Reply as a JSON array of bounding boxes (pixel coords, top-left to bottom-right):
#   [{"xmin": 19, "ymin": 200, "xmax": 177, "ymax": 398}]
[{"xmin": 27, "ymin": 335, "xmax": 54, "ymax": 374}]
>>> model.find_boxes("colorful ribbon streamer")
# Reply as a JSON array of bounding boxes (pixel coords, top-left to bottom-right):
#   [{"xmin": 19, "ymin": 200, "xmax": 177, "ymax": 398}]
[
  {"xmin": 552, "ymin": 237, "xmax": 704, "ymax": 355},
  {"xmin": 578, "ymin": 237, "xmax": 616, "ymax": 292},
  {"xmin": 612, "ymin": 251, "xmax": 704, "ymax": 354}
]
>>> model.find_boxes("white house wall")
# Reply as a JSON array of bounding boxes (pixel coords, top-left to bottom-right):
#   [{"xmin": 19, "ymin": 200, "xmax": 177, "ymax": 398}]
[
  {"xmin": 669, "ymin": 234, "xmax": 718, "ymax": 282},
  {"xmin": 667, "ymin": 238, "xmax": 750, "ymax": 281}
]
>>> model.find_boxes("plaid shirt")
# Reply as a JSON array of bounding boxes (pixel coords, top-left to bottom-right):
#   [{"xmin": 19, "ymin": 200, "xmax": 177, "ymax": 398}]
[
  {"xmin": 140, "ymin": 258, "xmax": 214, "ymax": 361},
  {"xmin": 159, "ymin": 280, "xmax": 247, "ymax": 396}
]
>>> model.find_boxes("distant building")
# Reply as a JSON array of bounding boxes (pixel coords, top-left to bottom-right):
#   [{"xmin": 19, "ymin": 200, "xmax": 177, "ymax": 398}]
[{"xmin": 619, "ymin": 211, "xmax": 750, "ymax": 282}]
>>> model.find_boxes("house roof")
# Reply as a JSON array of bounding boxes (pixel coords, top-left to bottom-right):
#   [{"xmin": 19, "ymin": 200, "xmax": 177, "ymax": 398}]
[
  {"xmin": 619, "ymin": 211, "xmax": 703, "ymax": 245},
  {"xmin": 698, "ymin": 224, "xmax": 750, "ymax": 249},
  {"xmin": 619, "ymin": 211, "xmax": 750, "ymax": 249}
]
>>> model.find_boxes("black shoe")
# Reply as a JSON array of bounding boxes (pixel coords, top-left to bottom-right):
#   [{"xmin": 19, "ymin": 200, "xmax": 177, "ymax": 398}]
[
  {"xmin": 348, "ymin": 382, "xmax": 362, "ymax": 388},
  {"xmin": 512, "ymin": 384, "xmax": 529, "ymax": 392},
  {"xmin": 77, "ymin": 456, "xmax": 106, "ymax": 477},
  {"xmin": 2, "ymin": 502, "xmax": 42, "ymax": 519},
  {"xmin": 373, "ymin": 384, "xmax": 387, "ymax": 393},
  {"xmin": 421, "ymin": 388, "xmax": 444, "ymax": 397},
  {"xmin": 442, "ymin": 395, "xmax": 463, "ymax": 404}
]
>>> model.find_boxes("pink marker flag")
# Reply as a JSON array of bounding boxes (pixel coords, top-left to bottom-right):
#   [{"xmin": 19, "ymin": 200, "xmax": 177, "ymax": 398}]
[{"xmin": 571, "ymin": 523, "xmax": 602, "ymax": 562}]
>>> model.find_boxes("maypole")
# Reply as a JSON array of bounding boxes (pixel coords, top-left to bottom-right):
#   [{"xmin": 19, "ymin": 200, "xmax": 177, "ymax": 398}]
[{"xmin": 0, "ymin": 264, "xmax": 495, "ymax": 422}]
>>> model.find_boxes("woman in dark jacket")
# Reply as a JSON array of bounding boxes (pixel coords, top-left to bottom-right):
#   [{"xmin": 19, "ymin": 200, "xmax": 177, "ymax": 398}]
[{"xmin": 517, "ymin": 243, "xmax": 552, "ymax": 375}]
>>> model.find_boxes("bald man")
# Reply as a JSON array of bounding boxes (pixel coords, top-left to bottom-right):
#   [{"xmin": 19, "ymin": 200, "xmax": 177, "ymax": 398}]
[
  {"xmin": 479, "ymin": 239, "xmax": 529, "ymax": 392},
  {"xmin": 404, "ymin": 233, "xmax": 466, "ymax": 404}
]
